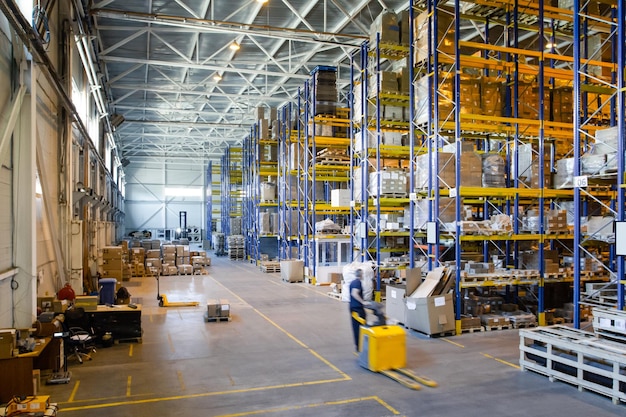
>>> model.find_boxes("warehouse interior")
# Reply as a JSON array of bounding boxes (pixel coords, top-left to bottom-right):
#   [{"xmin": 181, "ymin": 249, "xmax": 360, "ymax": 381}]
[{"xmin": 0, "ymin": 0, "xmax": 626, "ymax": 415}]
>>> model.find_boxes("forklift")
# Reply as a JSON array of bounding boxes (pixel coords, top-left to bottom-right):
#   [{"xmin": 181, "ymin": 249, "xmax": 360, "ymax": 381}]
[{"xmin": 352, "ymin": 302, "xmax": 438, "ymax": 390}]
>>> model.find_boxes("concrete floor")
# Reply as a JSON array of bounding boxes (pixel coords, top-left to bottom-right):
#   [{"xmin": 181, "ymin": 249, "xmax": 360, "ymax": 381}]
[{"xmin": 41, "ymin": 254, "xmax": 624, "ymax": 417}]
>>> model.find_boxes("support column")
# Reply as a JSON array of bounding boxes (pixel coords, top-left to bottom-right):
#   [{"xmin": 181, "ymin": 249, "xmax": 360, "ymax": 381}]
[{"xmin": 12, "ymin": 62, "xmax": 37, "ymax": 328}]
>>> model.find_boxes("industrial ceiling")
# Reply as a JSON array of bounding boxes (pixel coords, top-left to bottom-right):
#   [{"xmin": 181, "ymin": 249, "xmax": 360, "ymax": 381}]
[{"xmin": 91, "ymin": 0, "xmax": 411, "ymax": 165}]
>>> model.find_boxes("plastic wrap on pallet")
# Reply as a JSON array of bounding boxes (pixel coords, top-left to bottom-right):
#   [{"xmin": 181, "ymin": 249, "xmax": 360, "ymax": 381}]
[
  {"xmin": 581, "ymin": 154, "xmax": 607, "ymax": 175},
  {"xmin": 260, "ymin": 212, "xmax": 271, "ymax": 235},
  {"xmin": 260, "ymin": 182, "xmax": 276, "ymax": 201},
  {"xmin": 369, "ymin": 10, "xmax": 399, "ymax": 45},
  {"xmin": 315, "ymin": 218, "xmax": 342, "ymax": 233},
  {"xmin": 270, "ymin": 213, "xmax": 279, "ymax": 235},
  {"xmin": 369, "ymin": 169, "xmax": 408, "ymax": 196},
  {"xmin": 342, "ymin": 261, "xmax": 375, "ymax": 302},
  {"xmin": 586, "ymin": 216, "xmax": 615, "ymax": 242},
  {"xmin": 382, "ymin": 131, "xmax": 404, "ymax": 145},
  {"xmin": 403, "ymin": 198, "xmax": 456, "ymax": 229},
  {"xmin": 482, "ymin": 154, "xmax": 506, "ymax": 187},
  {"xmin": 594, "ymin": 126, "xmax": 619, "ymax": 154}
]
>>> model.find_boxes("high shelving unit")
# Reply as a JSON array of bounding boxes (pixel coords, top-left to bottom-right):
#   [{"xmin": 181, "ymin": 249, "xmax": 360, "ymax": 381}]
[
  {"xmin": 350, "ymin": 16, "xmax": 426, "ymax": 302},
  {"xmin": 277, "ymin": 67, "xmax": 353, "ymax": 283},
  {"xmin": 220, "ymin": 146, "xmax": 243, "ymax": 248},
  {"xmin": 406, "ymin": 0, "xmax": 624, "ymax": 330},
  {"xmin": 242, "ymin": 114, "xmax": 280, "ymax": 264}
]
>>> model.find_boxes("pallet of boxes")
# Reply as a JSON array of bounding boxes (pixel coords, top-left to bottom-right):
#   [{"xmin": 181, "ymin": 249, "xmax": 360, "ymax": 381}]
[
  {"xmin": 191, "ymin": 250, "xmax": 210, "ymax": 275},
  {"xmin": 145, "ymin": 247, "xmax": 162, "ymax": 277},
  {"xmin": 101, "ymin": 246, "xmax": 124, "ymax": 284},
  {"xmin": 205, "ymin": 299, "xmax": 230, "ymax": 322},
  {"xmin": 130, "ymin": 247, "xmax": 146, "ymax": 277},
  {"xmin": 161, "ymin": 245, "xmax": 179, "ymax": 276},
  {"xmin": 176, "ymin": 244, "xmax": 193, "ymax": 275}
]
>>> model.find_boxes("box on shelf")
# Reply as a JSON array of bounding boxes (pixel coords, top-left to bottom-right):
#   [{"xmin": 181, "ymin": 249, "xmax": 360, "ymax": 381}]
[
  {"xmin": 370, "ymin": 10, "xmax": 399, "ymax": 45},
  {"xmin": 331, "ymin": 189, "xmax": 351, "ymax": 207}
]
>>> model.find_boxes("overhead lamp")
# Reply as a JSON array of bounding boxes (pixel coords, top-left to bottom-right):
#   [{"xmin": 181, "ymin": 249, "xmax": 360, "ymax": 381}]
[
  {"xmin": 229, "ymin": 42, "xmax": 240, "ymax": 51},
  {"xmin": 214, "ymin": 74, "xmax": 222, "ymax": 81},
  {"xmin": 545, "ymin": 42, "xmax": 556, "ymax": 49},
  {"xmin": 256, "ymin": 0, "xmax": 268, "ymax": 3}
]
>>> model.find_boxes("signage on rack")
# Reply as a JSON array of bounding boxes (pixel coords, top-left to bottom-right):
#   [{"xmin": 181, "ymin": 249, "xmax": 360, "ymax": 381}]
[
  {"xmin": 573, "ymin": 176, "xmax": 588, "ymax": 188},
  {"xmin": 449, "ymin": 187, "xmax": 457, "ymax": 198}
]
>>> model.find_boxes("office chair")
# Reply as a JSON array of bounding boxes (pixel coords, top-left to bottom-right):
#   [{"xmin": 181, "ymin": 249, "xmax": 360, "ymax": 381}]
[{"xmin": 63, "ymin": 306, "xmax": 96, "ymax": 364}]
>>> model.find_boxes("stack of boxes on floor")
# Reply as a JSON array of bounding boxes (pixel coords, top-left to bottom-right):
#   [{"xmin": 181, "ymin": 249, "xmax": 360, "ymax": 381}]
[{"xmin": 101, "ymin": 246, "xmax": 124, "ymax": 283}]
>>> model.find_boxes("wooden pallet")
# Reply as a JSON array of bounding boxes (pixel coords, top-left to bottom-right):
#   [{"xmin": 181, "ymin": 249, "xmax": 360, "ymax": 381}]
[
  {"xmin": 460, "ymin": 326, "xmax": 485, "ymax": 334},
  {"xmin": 512, "ymin": 321, "xmax": 538, "ymax": 329},
  {"xmin": 260, "ymin": 262, "xmax": 281, "ymax": 273},
  {"xmin": 326, "ymin": 292, "xmax": 341, "ymax": 300},
  {"xmin": 205, "ymin": 314, "xmax": 231, "ymax": 323},
  {"xmin": 484, "ymin": 324, "xmax": 513, "ymax": 331}
]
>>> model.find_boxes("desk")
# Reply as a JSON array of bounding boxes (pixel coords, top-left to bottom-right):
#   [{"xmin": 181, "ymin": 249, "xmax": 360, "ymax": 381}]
[
  {"xmin": 0, "ymin": 338, "xmax": 61, "ymax": 403},
  {"xmin": 87, "ymin": 305, "xmax": 142, "ymax": 342}
]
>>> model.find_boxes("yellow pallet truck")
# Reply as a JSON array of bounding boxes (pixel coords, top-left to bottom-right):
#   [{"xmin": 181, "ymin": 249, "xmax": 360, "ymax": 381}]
[
  {"xmin": 353, "ymin": 303, "xmax": 437, "ymax": 390},
  {"xmin": 156, "ymin": 274, "xmax": 200, "ymax": 307}
]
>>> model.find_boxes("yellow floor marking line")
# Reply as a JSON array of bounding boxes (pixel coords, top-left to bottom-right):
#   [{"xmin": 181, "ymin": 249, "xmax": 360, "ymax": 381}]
[
  {"xmin": 59, "ymin": 377, "xmax": 351, "ymax": 412},
  {"xmin": 213, "ymin": 278, "xmax": 350, "ymax": 381},
  {"xmin": 177, "ymin": 370, "xmax": 186, "ymax": 391},
  {"xmin": 481, "ymin": 352, "xmax": 520, "ymax": 369},
  {"xmin": 167, "ymin": 331, "xmax": 175, "ymax": 353},
  {"xmin": 268, "ymin": 279, "xmax": 282, "ymax": 286},
  {"xmin": 67, "ymin": 380, "xmax": 80, "ymax": 403},
  {"xmin": 215, "ymin": 396, "xmax": 402, "ymax": 417},
  {"xmin": 126, "ymin": 376, "xmax": 132, "ymax": 396},
  {"xmin": 441, "ymin": 338, "xmax": 465, "ymax": 348},
  {"xmin": 128, "ymin": 344, "xmax": 133, "ymax": 357}
]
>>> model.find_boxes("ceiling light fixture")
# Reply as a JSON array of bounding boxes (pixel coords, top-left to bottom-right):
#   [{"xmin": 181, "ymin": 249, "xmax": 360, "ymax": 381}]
[
  {"xmin": 214, "ymin": 74, "xmax": 222, "ymax": 81},
  {"xmin": 229, "ymin": 42, "xmax": 240, "ymax": 51},
  {"xmin": 256, "ymin": 0, "xmax": 268, "ymax": 3}
]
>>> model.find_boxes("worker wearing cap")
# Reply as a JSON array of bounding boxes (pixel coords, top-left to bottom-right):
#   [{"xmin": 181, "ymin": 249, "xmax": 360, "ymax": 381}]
[{"xmin": 349, "ymin": 269, "xmax": 369, "ymax": 351}]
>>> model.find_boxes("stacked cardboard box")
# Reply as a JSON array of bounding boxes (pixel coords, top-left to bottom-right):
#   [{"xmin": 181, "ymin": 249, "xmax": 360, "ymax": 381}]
[
  {"xmin": 176, "ymin": 245, "xmax": 190, "ymax": 266},
  {"xmin": 482, "ymin": 154, "xmax": 506, "ymax": 187},
  {"xmin": 207, "ymin": 299, "xmax": 230, "ymax": 319},
  {"xmin": 162, "ymin": 245, "xmax": 176, "ymax": 267},
  {"xmin": 481, "ymin": 77, "xmax": 503, "ymax": 117},
  {"xmin": 370, "ymin": 10, "xmax": 399, "ymax": 45},
  {"xmin": 101, "ymin": 246, "xmax": 123, "ymax": 281},
  {"xmin": 414, "ymin": 152, "xmax": 482, "ymax": 189},
  {"xmin": 517, "ymin": 82, "xmax": 551, "ymax": 120},
  {"xmin": 413, "ymin": 8, "xmax": 454, "ymax": 62},
  {"xmin": 369, "ymin": 71, "xmax": 399, "ymax": 96},
  {"xmin": 546, "ymin": 210, "xmax": 568, "ymax": 233},
  {"xmin": 552, "ymin": 86, "xmax": 573, "ymax": 122},
  {"xmin": 312, "ymin": 67, "xmax": 337, "ymax": 115}
]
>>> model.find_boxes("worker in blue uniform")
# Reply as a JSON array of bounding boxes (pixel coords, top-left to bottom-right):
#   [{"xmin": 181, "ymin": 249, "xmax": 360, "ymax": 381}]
[{"xmin": 349, "ymin": 269, "xmax": 369, "ymax": 351}]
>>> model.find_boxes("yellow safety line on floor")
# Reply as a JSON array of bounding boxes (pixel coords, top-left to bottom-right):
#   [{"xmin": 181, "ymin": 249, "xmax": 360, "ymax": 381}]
[
  {"xmin": 59, "ymin": 377, "xmax": 351, "ymax": 412},
  {"xmin": 67, "ymin": 380, "xmax": 80, "ymax": 403},
  {"xmin": 177, "ymin": 370, "xmax": 186, "ymax": 391},
  {"xmin": 210, "ymin": 275, "xmax": 351, "ymax": 380},
  {"xmin": 128, "ymin": 344, "xmax": 133, "ymax": 357},
  {"xmin": 441, "ymin": 338, "xmax": 465, "ymax": 348},
  {"xmin": 214, "ymin": 396, "xmax": 402, "ymax": 417},
  {"xmin": 167, "ymin": 331, "xmax": 175, "ymax": 353},
  {"xmin": 481, "ymin": 352, "xmax": 520, "ymax": 369},
  {"xmin": 126, "ymin": 376, "xmax": 132, "ymax": 396}
]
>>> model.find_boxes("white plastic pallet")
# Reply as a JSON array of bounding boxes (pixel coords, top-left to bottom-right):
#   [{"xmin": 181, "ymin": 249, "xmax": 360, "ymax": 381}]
[{"xmin": 519, "ymin": 325, "xmax": 626, "ymax": 404}]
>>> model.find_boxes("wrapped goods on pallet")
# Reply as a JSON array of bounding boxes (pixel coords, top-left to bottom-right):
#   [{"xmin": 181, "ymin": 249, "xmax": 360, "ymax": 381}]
[
  {"xmin": 310, "ymin": 122, "xmax": 334, "ymax": 137},
  {"xmin": 288, "ymin": 142, "xmax": 305, "ymax": 171},
  {"xmin": 178, "ymin": 264, "xmax": 193, "ymax": 275},
  {"xmin": 270, "ymin": 213, "xmax": 279, "ymax": 235},
  {"xmin": 370, "ymin": 10, "xmax": 399, "ymax": 45},
  {"xmin": 482, "ymin": 153, "xmax": 506, "ymax": 187},
  {"xmin": 414, "ymin": 152, "xmax": 481, "ymax": 189},
  {"xmin": 403, "ymin": 197, "xmax": 456, "ymax": 230},
  {"xmin": 260, "ymin": 212, "xmax": 271, "ymax": 235},
  {"xmin": 369, "ymin": 71, "xmax": 399, "ymax": 96},
  {"xmin": 517, "ymin": 82, "xmax": 551, "ymax": 120},
  {"xmin": 517, "ymin": 144, "xmax": 550, "ymax": 188},
  {"xmin": 382, "ymin": 105, "xmax": 406, "ymax": 121},
  {"xmin": 554, "ymin": 157, "xmax": 574, "ymax": 189},
  {"xmin": 230, "ymin": 217, "xmax": 242, "ymax": 235},
  {"xmin": 382, "ymin": 131, "xmax": 404, "ymax": 146},
  {"xmin": 481, "ymin": 77, "xmax": 504, "ymax": 117},
  {"xmin": 414, "ymin": 8, "xmax": 454, "ymax": 62},
  {"xmin": 398, "ymin": 9, "xmax": 411, "ymax": 45},
  {"xmin": 260, "ymin": 182, "xmax": 276, "ymax": 201},
  {"xmin": 260, "ymin": 143, "xmax": 278, "ymax": 162},
  {"xmin": 353, "ymin": 130, "xmax": 376, "ymax": 150},
  {"xmin": 582, "ymin": 154, "xmax": 607, "ymax": 176},
  {"xmin": 594, "ymin": 126, "xmax": 619, "ymax": 154},
  {"xmin": 552, "ymin": 86, "xmax": 573, "ymax": 123},
  {"xmin": 369, "ymin": 168, "xmax": 408, "ymax": 197},
  {"xmin": 585, "ymin": 216, "xmax": 615, "ymax": 241}
]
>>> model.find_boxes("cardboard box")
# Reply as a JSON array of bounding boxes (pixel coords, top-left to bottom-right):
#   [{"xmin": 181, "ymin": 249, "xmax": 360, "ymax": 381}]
[
  {"xmin": 0, "ymin": 329, "xmax": 16, "ymax": 359},
  {"xmin": 331, "ymin": 189, "xmax": 351, "ymax": 207},
  {"xmin": 280, "ymin": 260, "xmax": 304, "ymax": 282},
  {"xmin": 102, "ymin": 258, "xmax": 123, "ymax": 269},
  {"xmin": 405, "ymin": 293, "xmax": 455, "ymax": 335},
  {"xmin": 385, "ymin": 267, "xmax": 421, "ymax": 325},
  {"xmin": 102, "ymin": 246, "xmax": 123, "ymax": 258},
  {"xmin": 52, "ymin": 299, "xmax": 68, "ymax": 313},
  {"xmin": 74, "ymin": 295, "xmax": 98, "ymax": 311},
  {"xmin": 37, "ymin": 296, "xmax": 55, "ymax": 312},
  {"xmin": 207, "ymin": 299, "xmax": 230, "ymax": 318},
  {"xmin": 328, "ymin": 273, "xmax": 343, "ymax": 285}
]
